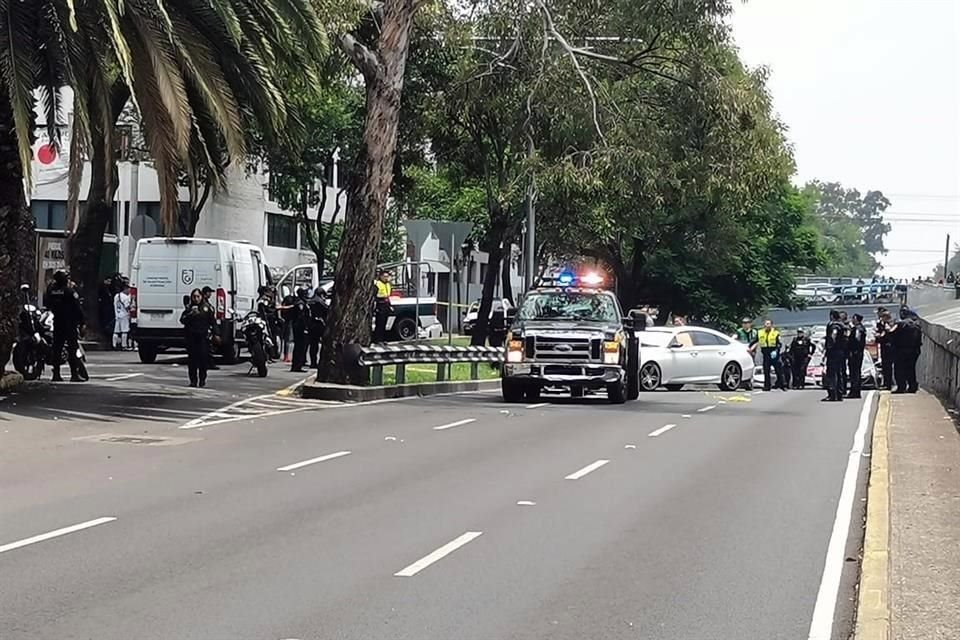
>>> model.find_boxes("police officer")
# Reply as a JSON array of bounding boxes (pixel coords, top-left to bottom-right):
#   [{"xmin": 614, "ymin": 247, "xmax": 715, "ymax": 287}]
[
  {"xmin": 373, "ymin": 270, "xmax": 393, "ymax": 344},
  {"xmin": 735, "ymin": 318, "xmax": 759, "ymax": 354},
  {"xmin": 892, "ymin": 307, "xmax": 922, "ymax": 393},
  {"xmin": 823, "ymin": 310, "xmax": 847, "ymax": 402},
  {"xmin": 45, "ymin": 270, "xmax": 86, "ymax": 383},
  {"xmin": 289, "ymin": 286, "xmax": 311, "ymax": 373},
  {"xmin": 788, "ymin": 328, "xmax": 815, "ymax": 389},
  {"xmin": 756, "ymin": 319, "xmax": 787, "ymax": 391},
  {"xmin": 875, "ymin": 307, "xmax": 895, "ymax": 390},
  {"xmin": 180, "ymin": 288, "xmax": 216, "ymax": 387},
  {"xmin": 307, "ymin": 289, "xmax": 328, "ymax": 368},
  {"xmin": 201, "ymin": 286, "xmax": 220, "ymax": 370},
  {"xmin": 256, "ymin": 285, "xmax": 281, "ymax": 359},
  {"xmin": 847, "ymin": 313, "xmax": 867, "ymax": 398},
  {"xmin": 838, "ymin": 311, "xmax": 850, "ymax": 394}
]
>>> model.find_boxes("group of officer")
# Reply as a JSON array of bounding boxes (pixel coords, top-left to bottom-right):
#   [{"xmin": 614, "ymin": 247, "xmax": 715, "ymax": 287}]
[
  {"xmin": 739, "ymin": 304, "xmax": 923, "ymax": 401},
  {"xmin": 255, "ymin": 284, "xmax": 329, "ymax": 372}
]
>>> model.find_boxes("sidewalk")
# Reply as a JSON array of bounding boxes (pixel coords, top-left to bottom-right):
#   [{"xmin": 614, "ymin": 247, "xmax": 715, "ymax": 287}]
[{"xmin": 857, "ymin": 390, "xmax": 960, "ymax": 639}]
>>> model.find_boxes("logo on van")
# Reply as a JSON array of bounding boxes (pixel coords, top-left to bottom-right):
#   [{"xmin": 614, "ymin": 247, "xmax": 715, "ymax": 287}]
[{"xmin": 181, "ymin": 269, "xmax": 195, "ymax": 286}]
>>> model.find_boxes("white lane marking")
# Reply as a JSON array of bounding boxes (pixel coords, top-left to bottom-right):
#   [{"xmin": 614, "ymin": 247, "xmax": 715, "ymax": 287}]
[
  {"xmin": 277, "ymin": 450, "xmax": 352, "ymax": 472},
  {"xmin": 104, "ymin": 373, "xmax": 145, "ymax": 382},
  {"xmin": 564, "ymin": 459, "xmax": 610, "ymax": 480},
  {"xmin": 648, "ymin": 424, "xmax": 677, "ymax": 437},
  {"xmin": 807, "ymin": 391, "xmax": 876, "ymax": 640},
  {"xmin": 394, "ymin": 531, "xmax": 483, "ymax": 577},
  {"xmin": 624, "ymin": 444, "xmax": 637, "ymax": 449},
  {"xmin": 433, "ymin": 418, "xmax": 476, "ymax": 431},
  {"xmin": 516, "ymin": 501, "xmax": 537, "ymax": 506},
  {"xmin": 681, "ymin": 414, "xmax": 692, "ymax": 419},
  {"xmin": 697, "ymin": 405, "xmax": 716, "ymax": 413},
  {"xmin": 0, "ymin": 517, "xmax": 117, "ymax": 554},
  {"xmin": 525, "ymin": 402, "xmax": 549, "ymax": 409}
]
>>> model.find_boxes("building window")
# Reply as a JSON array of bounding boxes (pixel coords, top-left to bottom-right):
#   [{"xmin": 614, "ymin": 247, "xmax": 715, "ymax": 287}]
[
  {"xmin": 267, "ymin": 212, "xmax": 297, "ymax": 249},
  {"xmin": 31, "ymin": 200, "xmax": 67, "ymax": 230}
]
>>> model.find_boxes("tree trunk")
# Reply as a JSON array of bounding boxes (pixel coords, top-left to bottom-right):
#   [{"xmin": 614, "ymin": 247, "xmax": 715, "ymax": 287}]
[
  {"xmin": 471, "ymin": 234, "xmax": 505, "ymax": 346},
  {"xmin": 68, "ymin": 82, "xmax": 128, "ymax": 343},
  {"xmin": 68, "ymin": 133, "xmax": 118, "ymax": 343},
  {"xmin": 500, "ymin": 243, "xmax": 514, "ymax": 305},
  {"xmin": 0, "ymin": 92, "xmax": 35, "ymax": 373},
  {"xmin": 318, "ymin": 0, "xmax": 419, "ymax": 384}
]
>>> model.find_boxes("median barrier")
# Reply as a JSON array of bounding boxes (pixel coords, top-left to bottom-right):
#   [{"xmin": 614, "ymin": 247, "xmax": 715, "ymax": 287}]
[{"xmin": 302, "ymin": 343, "xmax": 503, "ymax": 402}]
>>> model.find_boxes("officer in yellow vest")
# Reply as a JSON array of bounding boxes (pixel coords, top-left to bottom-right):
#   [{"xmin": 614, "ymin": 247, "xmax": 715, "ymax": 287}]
[
  {"xmin": 757, "ymin": 319, "xmax": 787, "ymax": 391},
  {"xmin": 373, "ymin": 270, "xmax": 394, "ymax": 343}
]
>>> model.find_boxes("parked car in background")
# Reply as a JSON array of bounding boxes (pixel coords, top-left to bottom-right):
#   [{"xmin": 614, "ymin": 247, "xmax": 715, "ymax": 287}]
[
  {"xmin": 637, "ymin": 326, "xmax": 756, "ymax": 392},
  {"xmin": 463, "ymin": 298, "xmax": 513, "ymax": 336}
]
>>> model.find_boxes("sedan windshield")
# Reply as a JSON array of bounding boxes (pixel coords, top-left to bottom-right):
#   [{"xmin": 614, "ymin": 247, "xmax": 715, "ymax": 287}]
[{"xmin": 517, "ymin": 291, "xmax": 620, "ymax": 324}]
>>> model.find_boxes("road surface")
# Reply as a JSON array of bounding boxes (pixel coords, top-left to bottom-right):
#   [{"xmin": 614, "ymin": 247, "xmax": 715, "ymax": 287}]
[{"xmin": 0, "ymin": 381, "xmax": 874, "ymax": 640}]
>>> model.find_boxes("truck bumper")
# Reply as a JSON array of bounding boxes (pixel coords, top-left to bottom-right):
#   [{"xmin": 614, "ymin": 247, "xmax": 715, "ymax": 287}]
[{"xmin": 503, "ymin": 362, "xmax": 624, "ymax": 388}]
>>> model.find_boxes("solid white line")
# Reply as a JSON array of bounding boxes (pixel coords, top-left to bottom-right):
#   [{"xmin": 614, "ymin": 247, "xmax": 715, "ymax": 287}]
[
  {"xmin": 433, "ymin": 418, "xmax": 476, "ymax": 431},
  {"xmin": 648, "ymin": 423, "xmax": 677, "ymax": 437},
  {"xmin": 697, "ymin": 405, "xmax": 717, "ymax": 413},
  {"xmin": 277, "ymin": 450, "xmax": 352, "ymax": 472},
  {"xmin": 807, "ymin": 391, "xmax": 876, "ymax": 640},
  {"xmin": 394, "ymin": 531, "xmax": 483, "ymax": 577},
  {"xmin": 105, "ymin": 373, "xmax": 145, "ymax": 382},
  {"xmin": 0, "ymin": 517, "xmax": 117, "ymax": 555},
  {"xmin": 564, "ymin": 459, "xmax": 610, "ymax": 480},
  {"xmin": 525, "ymin": 402, "xmax": 549, "ymax": 409}
]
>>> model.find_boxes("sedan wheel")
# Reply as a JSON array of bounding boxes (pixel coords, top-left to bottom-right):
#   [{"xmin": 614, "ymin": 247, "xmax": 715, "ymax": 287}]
[
  {"xmin": 640, "ymin": 362, "xmax": 661, "ymax": 392},
  {"xmin": 719, "ymin": 362, "xmax": 742, "ymax": 391}
]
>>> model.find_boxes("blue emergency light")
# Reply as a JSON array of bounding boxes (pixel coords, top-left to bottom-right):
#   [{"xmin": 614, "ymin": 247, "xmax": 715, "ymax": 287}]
[{"xmin": 557, "ymin": 272, "xmax": 575, "ymax": 286}]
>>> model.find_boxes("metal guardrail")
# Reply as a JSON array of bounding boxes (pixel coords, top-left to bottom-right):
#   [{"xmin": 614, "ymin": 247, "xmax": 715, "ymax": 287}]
[{"xmin": 359, "ymin": 344, "xmax": 503, "ymax": 385}]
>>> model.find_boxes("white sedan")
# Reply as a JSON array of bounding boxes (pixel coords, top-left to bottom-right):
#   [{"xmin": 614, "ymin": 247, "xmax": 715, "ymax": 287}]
[{"xmin": 637, "ymin": 326, "xmax": 757, "ymax": 392}]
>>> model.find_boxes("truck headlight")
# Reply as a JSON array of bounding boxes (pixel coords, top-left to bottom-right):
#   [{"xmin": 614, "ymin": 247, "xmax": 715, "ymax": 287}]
[
  {"xmin": 603, "ymin": 340, "xmax": 620, "ymax": 365},
  {"xmin": 507, "ymin": 339, "xmax": 524, "ymax": 363}
]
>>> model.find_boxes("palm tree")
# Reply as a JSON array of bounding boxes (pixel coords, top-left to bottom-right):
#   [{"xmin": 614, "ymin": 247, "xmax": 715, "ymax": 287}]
[{"xmin": 0, "ymin": 0, "xmax": 329, "ymax": 366}]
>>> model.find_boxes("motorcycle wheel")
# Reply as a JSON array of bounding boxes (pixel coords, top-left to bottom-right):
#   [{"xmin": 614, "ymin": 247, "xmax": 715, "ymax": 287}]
[
  {"xmin": 13, "ymin": 342, "xmax": 43, "ymax": 381},
  {"xmin": 250, "ymin": 341, "xmax": 268, "ymax": 378}
]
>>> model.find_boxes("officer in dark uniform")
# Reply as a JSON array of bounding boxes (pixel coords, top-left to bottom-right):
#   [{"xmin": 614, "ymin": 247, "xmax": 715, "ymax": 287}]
[
  {"xmin": 892, "ymin": 308, "xmax": 922, "ymax": 393},
  {"xmin": 846, "ymin": 313, "xmax": 867, "ymax": 398},
  {"xmin": 838, "ymin": 311, "xmax": 850, "ymax": 394},
  {"xmin": 45, "ymin": 270, "xmax": 85, "ymax": 383},
  {"xmin": 307, "ymin": 289, "xmax": 328, "ymax": 368},
  {"xmin": 823, "ymin": 310, "xmax": 847, "ymax": 402},
  {"xmin": 289, "ymin": 286, "xmax": 311, "ymax": 373},
  {"xmin": 875, "ymin": 307, "xmax": 895, "ymax": 390},
  {"xmin": 788, "ymin": 328, "xmax": 815, "ymax": 389}
]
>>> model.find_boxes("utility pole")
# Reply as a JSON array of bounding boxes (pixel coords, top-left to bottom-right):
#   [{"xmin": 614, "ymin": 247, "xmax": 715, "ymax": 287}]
[{"xmin": 945, "ymin": 234, "xmax": 951, "ymax": 279}]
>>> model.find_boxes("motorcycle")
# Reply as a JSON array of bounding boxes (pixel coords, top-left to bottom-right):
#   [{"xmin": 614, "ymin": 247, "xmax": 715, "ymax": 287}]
[
  {"xmin": 240, "ymin": 310, "xmax": 273, "ymax": 378},
  {"xmin": 12, "ymin": 284, "xmax": 53, "ymax": 380}
]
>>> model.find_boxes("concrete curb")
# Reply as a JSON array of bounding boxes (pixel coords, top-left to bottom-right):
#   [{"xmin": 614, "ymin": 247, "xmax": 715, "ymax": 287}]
[
  {"xmin": 0, "ymin": 372, "xmax": 25, "ymax": 393},
  {"xmin": 302, "ymin": 378, "xmax": 500, "ymax": 402},
  {"xmin": 856, "ymin": 391, "xmax": 891, "ymax": 639}
]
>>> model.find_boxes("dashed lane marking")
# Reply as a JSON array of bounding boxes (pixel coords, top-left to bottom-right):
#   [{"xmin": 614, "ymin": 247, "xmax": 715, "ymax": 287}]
[
  {"xmin": 648, "ymin": 424, "xmax": 677, "ymax": 437},
  {"xmin": 564, "ymin": 459, "xmax": 610, "ymax": 480},
  {"xmin": 394, "ymin": 532, "xmax": 484, "ymax": 577},
  {"xmin": 0, "ymin": 517, "xmax": 117, "ymax": 555}
]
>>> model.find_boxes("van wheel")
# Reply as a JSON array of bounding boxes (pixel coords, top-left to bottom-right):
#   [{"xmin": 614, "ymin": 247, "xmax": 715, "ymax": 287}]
[
  {"xmin": 394, "ymin": 316, "xmax": 417, "ymax": 341},
  {"xmin": 138, "ymin": 343, "xmax": 158, "ymax": 364}
]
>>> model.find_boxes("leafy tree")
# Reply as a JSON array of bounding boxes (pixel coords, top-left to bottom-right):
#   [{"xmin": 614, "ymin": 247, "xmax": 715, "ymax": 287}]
[
  {"xmin": 805, "ymin": 181, "xmax": 891, "ymax": 278},
  {"xmin": 0, "ymin": 0, "xmax": 328, "ymax": 366}
]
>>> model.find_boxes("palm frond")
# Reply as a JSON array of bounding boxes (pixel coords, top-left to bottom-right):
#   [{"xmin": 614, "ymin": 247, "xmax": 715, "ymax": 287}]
[{"xmin": 0, "ymin": 0, "xmax": 40, "ymax": 187}]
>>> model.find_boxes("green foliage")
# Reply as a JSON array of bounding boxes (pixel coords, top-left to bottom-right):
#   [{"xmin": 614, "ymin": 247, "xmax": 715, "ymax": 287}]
[{"xmin": 805, "ymin": 181, "xmax": 891, "ymax": 277}]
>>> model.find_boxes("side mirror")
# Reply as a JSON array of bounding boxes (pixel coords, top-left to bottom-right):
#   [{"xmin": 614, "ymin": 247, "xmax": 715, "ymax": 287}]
[
  {"xmin": 668, "ymin": 341, "xmax": 682, "ymax": 349},
  {"xmin": 628, "ymin": 309, "xmax": 648, "ymax": 331}
]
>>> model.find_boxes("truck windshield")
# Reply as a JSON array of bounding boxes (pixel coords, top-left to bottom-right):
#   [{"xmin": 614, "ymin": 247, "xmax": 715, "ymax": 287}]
[{"xmin": 517, "ymin": 291, "xmax": 620, "ymax": 324}]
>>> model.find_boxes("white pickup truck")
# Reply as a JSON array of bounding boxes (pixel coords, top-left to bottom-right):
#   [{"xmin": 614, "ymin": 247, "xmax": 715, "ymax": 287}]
[{"xmin": 277, "ymin": 263, "xmax": 443, "ymax": 341}]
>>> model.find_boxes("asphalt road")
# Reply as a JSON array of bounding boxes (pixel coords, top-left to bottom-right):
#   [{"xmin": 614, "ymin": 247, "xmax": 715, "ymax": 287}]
[{"xmin": 0, "ymin": 382, "xmax": 875, "ymax": 640}]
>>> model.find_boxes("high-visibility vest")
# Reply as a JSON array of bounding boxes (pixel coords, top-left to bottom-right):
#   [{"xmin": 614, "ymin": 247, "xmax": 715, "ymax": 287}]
[
  {"xmin": 757, "ymin": 328, "xmax": 780, "ymax": 349},
  {"xmin": 375, "ymin": 280, "xmax": 392, "ymax": 299}
]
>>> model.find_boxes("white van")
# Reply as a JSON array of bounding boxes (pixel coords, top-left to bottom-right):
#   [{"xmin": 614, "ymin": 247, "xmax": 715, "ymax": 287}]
[{"xmin": 130, "ymin": 238, "xmax": 271, "ymax": 363}]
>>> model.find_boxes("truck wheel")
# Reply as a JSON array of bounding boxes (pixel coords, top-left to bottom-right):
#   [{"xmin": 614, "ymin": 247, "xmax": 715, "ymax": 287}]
[
  {"xmin": 524, "ymin": 386, "xmax": 541, "ymax": 401},
  {"xmin": 502, "ymin": 379, "xmax": 524, "ymax": 403},
  {"xmin": 607, "ymin": 378, "xmax": 627, "ymax": 404},
  {"xmin": 138, "ymin": 343, "xmax": 158, "ymax": 364},
  {"xmin": 394, "ymin": 316, "xmax": 417, "ymax": 341}
]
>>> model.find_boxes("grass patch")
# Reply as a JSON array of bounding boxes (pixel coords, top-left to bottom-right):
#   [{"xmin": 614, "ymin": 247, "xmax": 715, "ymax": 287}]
[{"xmin": 381, "ymin": 362, "xmax": 501, "ymax": 385}]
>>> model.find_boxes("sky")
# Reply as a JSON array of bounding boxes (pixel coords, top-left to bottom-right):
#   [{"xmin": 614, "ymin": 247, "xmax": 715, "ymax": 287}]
[{"xmin": 731, "ymin": 0, "xmax": 960, "ymax": 279}]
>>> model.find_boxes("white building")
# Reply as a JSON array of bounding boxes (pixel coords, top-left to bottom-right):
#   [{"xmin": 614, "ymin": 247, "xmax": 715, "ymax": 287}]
[{"xmin": 29, "ymin": 109, "xmax": 521, "ymax": 328}]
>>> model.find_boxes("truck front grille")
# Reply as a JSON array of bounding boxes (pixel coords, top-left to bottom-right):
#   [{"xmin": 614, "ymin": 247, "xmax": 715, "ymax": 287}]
[{"xmin": 533, "ymin": 336, "xmax": 595, "ymax": 362}]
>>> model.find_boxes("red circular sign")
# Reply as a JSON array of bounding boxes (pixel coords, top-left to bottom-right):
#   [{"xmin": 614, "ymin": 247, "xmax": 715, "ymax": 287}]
[{"xmin": 37, "ymin": 144, "xmax": 57, "ymax": 165}]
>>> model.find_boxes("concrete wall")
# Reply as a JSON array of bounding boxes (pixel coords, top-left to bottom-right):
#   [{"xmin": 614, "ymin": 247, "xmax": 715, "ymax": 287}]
[{"xmin": 918, "ymin": 319, "xmax": 960, "ymax": 410}]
